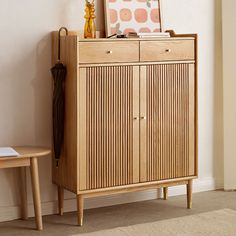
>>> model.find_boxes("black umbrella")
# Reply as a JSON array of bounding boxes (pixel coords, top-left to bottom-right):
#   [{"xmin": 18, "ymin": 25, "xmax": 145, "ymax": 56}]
[{"xmin": 51, "ymin": 27, "xmax": 68, "ymax": 167}]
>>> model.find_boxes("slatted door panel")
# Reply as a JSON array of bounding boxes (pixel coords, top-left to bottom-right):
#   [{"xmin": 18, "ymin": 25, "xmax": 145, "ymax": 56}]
[
  {"xmin": 140, "ymin": 63, "xmax": 195, "ymax": 182},
  {"xmin": 79, "ymin": 66, "xmax": 140, "ymax": 190}
]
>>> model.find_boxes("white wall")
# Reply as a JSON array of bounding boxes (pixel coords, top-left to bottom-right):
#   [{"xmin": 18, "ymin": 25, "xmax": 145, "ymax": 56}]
[
  {"xmin": 162, "ymin": 0, "xmax": 223, "ymax": 189},
  {"xmin": 0, "ymin": 0, "xmax": 223, "ymax": 222},
  {"xmin": 222, "ymin": 0, "xmax": 236, "ymax": 190}
]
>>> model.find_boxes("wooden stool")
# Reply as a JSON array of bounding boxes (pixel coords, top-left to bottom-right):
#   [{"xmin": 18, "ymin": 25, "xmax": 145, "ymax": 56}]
[{"xmin": 0, "ymin": 147, "xmax": 51, "ymax": 231}]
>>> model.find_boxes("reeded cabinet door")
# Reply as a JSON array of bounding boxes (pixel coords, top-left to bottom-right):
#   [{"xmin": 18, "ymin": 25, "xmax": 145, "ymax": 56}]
[
  {"xmin": 78, "ymin": 66, "xmax": 140, "ymax": 190},
  {"xmin": 140, "ymin": 63, "xmax": 196, "ymax": 182}
]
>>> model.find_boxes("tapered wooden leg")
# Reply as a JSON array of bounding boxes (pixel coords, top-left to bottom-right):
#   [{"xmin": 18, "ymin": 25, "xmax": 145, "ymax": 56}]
[
  {"xmin": 77, "ymin": 195, "xmax": 84, "ymax": 226},
  {"xmin": 20, "ymin": 167, "xmax": 28, "ymax": 220},
  {"xmin": 58, "ymin": 186, "xmax": 64, "ymax": 216},
  {"xmin": 187, "ymin": 179, "xmax": 193, "ymax": 209},
  {"xmin": 30, "ymin": 157, "xmax": 43, "ymax": 231},
  {"xmin": 163, "ymin": 187, "xmax": 168, "ymax": 200}
]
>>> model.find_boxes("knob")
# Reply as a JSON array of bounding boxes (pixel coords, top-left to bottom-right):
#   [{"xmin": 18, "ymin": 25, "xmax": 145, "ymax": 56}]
[
  {"xmin": 165, "ymin": 49, "xmax": 171, "ymax": 53},
  {"xmin": 133, "ymin": 117, "xmax": 139, "ymax": 120},
  {"xmin": 107, "ymin": 50, "xmax": 113, "ymax": 54},
  {"xmin": 140, "ymin": 116, "xmax": 146, "ymax": 120}
]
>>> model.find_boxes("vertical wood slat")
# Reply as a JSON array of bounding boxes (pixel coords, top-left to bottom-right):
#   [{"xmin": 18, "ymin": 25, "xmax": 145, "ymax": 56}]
[
  {"xmin": 189, "ymin": 64, "xmax": 195, "ymax": 175},
  {"xmin": 142, "ymin": 63, "xmax": 195, "ymax": 182},
  {"xmin": 133, "ymin": 66, "xmax": 140, "ymax": 183},
  {"xmin": 79, "ymin": 68, "xmax": 87, "ymax": 190},
  {"xmin": 140, "ymin": 66, "xmax": 147, "ymax": 182},
  {"xmin": 81, "ymin": 65, "xmax": 138, "ymax": 190},
  {"xmin": 80, "ymin": 63, "xmax": 195, "ymax": 189}
]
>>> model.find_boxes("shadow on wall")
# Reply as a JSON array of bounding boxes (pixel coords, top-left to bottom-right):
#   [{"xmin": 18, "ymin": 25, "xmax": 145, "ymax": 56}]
[
  {"xmin": 0, "ymin": 33, "xmax": 54, "ymax": 209},
  {"xmin": 213, "ymin": 0, "xmax": 224, "ymax": 189},
  {"xmin": 30, "ymin": 33, "xmax": 56, "ymax": 202},
  {"xmin": 96, "ymin": 0, "xmax": 105, "ymax": 31},
  {"xmin": 32, "ymin": 33, "xmax": 52, "ymax": 148}
]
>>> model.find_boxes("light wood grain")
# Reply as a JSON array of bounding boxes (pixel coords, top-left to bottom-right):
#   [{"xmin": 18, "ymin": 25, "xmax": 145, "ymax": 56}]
[
  {"xmin": 0, "ymin": 147, "xmax": 50, "ymax": 161},
  {"xmin": 77, "ymin": 195, "xmax": 84, "ymax": 226},
  {"xmin": 0, "ymin": 147, "xmax": 50, "ymax": 230},
  {"xmin": 20, "ymin": 167, "xmax": 28, "ymax": 220},
  {"xmin": 58, "ymin": 186, "xmax": 64, "ymax": 216},
  {"xmin": 79, "ymin": 37, "xmax": 195, "ymax": 42},
  {"xmin": 14, "ymin": 147, "xmax": 50, "ymax": 157},
  {"xmin": 30, "ymin": 157, "xmax": 43, "ymax": 231},
  {"xmin": 189, "ymin": 64, "xmax": 195, "ymax": 175},
  {"xmin": 79, "ymin": 61, "xmax": 196, "ymax": 68},
  {"xmin": 79, "ymin": 41, "xmax": 139, "ymax": 64},
  {"xmin": 133, "ymin": 66, "xmax": 140, "ymax": 183},
  {"xmin": 51, "ymin": 32, "xmax": 198, "ymax": 225},
  {"xmin": 0, "ymin": 159, "xmax": 30, "ymax": 169},
  {"xmin": 187, "ymin": 179, "xmax": 193, "ymax": 209},
  {"xmin": 52, "ymin": 33, "xmax": 78, "ymax": 194},
  {"xmin": 165, "ymin": 30, "xmax": 198, "ymax": 178},
  {"xmin": 78, "ymin": 68, "xmax": 87, "ymax": 191},
  {"xmin": 163, "ymin": 187, "xmax": 168, "ymax": 200},
  {"xmin": 82, "ymin": 178, "xmax": 192, "ymax": 198},
  {"xmin": 140, "ymin": 64, "xmax": 195, "ymax": 182},
  {"xmin": 140, "ymin": 40, "xmax": 195, "ymax": 62},
  {"xmin": 140, "ymin": 66, "xmax": 147, "ymax": 182},
  {"xmin": 78, "ymin": 66, "xmax": 139, "ymax": 191}
]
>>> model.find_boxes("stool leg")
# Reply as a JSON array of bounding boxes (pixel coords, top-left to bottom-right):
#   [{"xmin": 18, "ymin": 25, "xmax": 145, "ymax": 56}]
[
  {"xmin": 163, "ymin": 187, "xmax": 168, "ymax": 200},
  {"xmin": 77, "ymin": 195, "xmax": 84, "ymax": 226},
  {"xmin": 20, "ymin": 167, "xmax": 28, "ymax": 220},
  {"xmin": 58, "ymin": 186, "xmax": 64, "ymax": 216},
  {"xmin": 30, "ymin": 157, "xmax": 43, "ymax": 230}
]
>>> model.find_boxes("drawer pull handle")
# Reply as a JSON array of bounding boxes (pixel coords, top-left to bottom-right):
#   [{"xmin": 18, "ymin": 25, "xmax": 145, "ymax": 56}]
[
  {"xmin": 133, "ymin": 117, "xmax": 139, "ymax": 120},
  {"xmin": 107, "ymin": 50, "xmax": 113, "ymax": 54},
  {"xmin": 165, "ymin": 49, "xmax": 171, "ymax": 53},
  {"xmin": 140, "ymin": 116, "xmax": 146, "ymax": 120}
]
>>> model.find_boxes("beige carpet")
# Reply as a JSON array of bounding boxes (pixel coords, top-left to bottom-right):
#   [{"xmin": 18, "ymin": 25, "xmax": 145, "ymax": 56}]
[{"xmin": 77, "ymin": 209, "xmax": 236, "ymax": 236}]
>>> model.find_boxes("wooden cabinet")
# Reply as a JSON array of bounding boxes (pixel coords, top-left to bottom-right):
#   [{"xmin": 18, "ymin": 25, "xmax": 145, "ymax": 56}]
[{"xmin": 52, "ymin": 31, "xmax": 198, "ymax": 226}]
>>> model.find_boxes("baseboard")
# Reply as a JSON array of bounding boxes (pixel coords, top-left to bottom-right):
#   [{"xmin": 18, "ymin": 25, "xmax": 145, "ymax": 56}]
[{"xmin": 0, "ymin": 177, "xmax": 216, "ymax": 222}]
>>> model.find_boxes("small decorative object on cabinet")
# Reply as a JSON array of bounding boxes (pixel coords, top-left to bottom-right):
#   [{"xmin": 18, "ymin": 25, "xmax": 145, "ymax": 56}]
[
  {"xmin": 84, "ymin": 0, "xmax": 96, "ymax": 38},
  {"xmin": 51, "ymin": 30, "xmax": 198, "ymax": 226}
]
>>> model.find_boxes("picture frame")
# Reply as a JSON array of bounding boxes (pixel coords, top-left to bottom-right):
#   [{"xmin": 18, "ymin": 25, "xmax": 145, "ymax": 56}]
[{"xmin": 104, "ymin": 0, "xmax": 163, "ymax": 37}]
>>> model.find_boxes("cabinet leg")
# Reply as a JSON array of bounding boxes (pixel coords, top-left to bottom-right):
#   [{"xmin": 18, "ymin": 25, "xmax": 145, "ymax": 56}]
[
  {"xmin": 77, "ymin": 195, "xmax": 84, "ymax": 226},
  {"xmin": 58, "ymin": 186, "xmax": 64, "ymax": 216},
  {"xmin": 163, "ymin": 187, "xmax": 168, "ymax": 200},
  {"xmin": 187, "ymin": 179, "xmax": 193, "ymax": 209}
]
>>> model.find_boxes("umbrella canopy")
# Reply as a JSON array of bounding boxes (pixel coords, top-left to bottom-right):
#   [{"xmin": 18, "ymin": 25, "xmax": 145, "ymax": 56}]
[{"xmin": 51, "ymin": 27, "xmax": 68, "ymax": 167}]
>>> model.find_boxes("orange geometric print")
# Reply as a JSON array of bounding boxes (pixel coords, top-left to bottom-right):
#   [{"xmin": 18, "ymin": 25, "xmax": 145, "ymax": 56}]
[{"xmin": 108, "ymin": 0, "xmax": 161, "ymax": 35}]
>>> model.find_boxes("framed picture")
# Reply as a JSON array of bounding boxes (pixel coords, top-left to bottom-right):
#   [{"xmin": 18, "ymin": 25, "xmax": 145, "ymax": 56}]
[{"xmin": 104, "ymin": 0, "xmax": 163, "ymax": 37}]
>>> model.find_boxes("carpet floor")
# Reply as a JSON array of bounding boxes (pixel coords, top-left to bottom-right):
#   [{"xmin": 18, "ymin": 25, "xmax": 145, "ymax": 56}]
[
  {"xmin": 0, "ymin": 190, "xmax": 236, "ymax": 236},
  {"xmin": 79, "ymin": 209, "xmax": 236, "ymax": 236}
]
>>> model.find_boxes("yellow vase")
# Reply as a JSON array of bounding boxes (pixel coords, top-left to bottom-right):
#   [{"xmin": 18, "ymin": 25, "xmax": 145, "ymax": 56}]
[{"xmin": 84, "ymin": 1, "xmax": 96, "ymax": 38}]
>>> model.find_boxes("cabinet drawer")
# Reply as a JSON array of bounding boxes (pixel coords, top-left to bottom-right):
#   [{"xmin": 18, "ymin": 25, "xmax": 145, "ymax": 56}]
[
  {"xmin": 140, "ymin": 40, "xmax": 195, "ymax": 62},
  {"xmin": 79, "ymin": 41, "xmax": 139, "ymax": 64}
]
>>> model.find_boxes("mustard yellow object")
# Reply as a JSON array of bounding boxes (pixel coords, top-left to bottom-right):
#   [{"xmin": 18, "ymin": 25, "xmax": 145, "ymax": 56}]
[{"xmin": 84, "ymin": 1, "xmax": 96, "ymax": 38}]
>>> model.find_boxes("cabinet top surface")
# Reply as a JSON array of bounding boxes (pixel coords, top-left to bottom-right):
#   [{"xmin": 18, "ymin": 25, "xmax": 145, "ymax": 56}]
[
  {"xmin": 77, "ymin": 37, "xmax": 195, "ymax": 42},
  {"xmin": 52, "ymin": 31, "xmax": 196, "ymax": 42}
]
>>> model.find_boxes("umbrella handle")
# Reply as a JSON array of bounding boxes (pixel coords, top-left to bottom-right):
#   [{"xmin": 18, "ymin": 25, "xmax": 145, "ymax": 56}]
[{"xmin": 58, "ymin": 27, "xmax": 69, "ymax": 62}]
